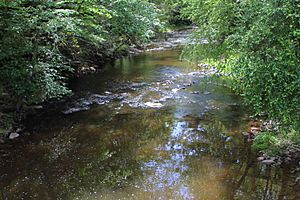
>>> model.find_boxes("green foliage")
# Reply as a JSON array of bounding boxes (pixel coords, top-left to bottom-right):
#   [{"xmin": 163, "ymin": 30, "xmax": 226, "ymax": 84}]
[
  {"xmin": 0, "ymin": 0, "xmax": 74, "ymax": 105},
  {"xmin": 0, "ymin": 0, "xmax": 164, "ymax": 110},
  {"xmin": 180, "ymin": 0, "xmax": 300, "ymax": 123},
  {"xmin": 180, "ymin": 0, "xmax": 300, "ymax": 155},
  {"xmin": 108, "ymin": 0, "xmax": 164, "ymax": 46},
  {"xmin": 149, "ymin": 0, "xmax": 191, "ymax": 27},
  {"xmin": 231, "ymin": 0, "xmax": 300, "ymax": 126},
  {"xmin": 181, "ymin": 0, "xmax": 238, "ymax": 62},
  {"xmin": 252, "ymin": 132, "xmax": 280, "ymax": 156},
  {"xmin": 181, "ymin": 0, "xmax": 300, "ymax": 125}
]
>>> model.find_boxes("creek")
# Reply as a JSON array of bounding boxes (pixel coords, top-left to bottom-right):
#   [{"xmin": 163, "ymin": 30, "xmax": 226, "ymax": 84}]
[{"xmin": 0, "ymin": 31, "xmax": 299, "ymax": 200}]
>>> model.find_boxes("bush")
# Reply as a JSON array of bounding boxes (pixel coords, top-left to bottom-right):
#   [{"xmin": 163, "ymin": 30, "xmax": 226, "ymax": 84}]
[
  {"xmin": 180, "ymin": 0, "xmax": 300, "ymax": 155},
  {"xmin": 0, "ymin": 0, "xmax": 74, "ymax": 107},
  {"xmin": 0, "ymin": 0, "xmax": 164, "ymax": 111},
  {"xmin": 252, "ymin": 132, "xmax": 280, "ymax": 156}
]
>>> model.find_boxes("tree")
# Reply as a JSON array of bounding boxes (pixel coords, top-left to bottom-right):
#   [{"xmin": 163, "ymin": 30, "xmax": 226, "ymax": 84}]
[
  {"xmin": 0, "ymin": 0, "xmax": 164, "ymax": 116},
  {"xmin": 180, "ymin": 0, "xmax": 300, "ymax": 154}
]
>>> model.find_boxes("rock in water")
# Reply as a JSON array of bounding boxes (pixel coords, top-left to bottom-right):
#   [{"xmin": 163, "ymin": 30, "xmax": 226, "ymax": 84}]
[
  {"xmin": 172, "ymin": 88, "xmax": 180, "ymax": 93},
  {"xmin": 257, "ymin": 156, "xmax": 265, "ymax": 161},
  {"xmin": 144, "ymin": 102, "xmax": 163, "ymax": 108},
  {"xmin": 9, "ymin": 132, "xmax": 19, "ymax": 140},
  {"xmin": 262, "ymin": 159, "xmax": 275, "ymax": 165}
]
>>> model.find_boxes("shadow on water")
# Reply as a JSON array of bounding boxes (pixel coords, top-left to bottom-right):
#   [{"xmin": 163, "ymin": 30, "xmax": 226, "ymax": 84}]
[{"xmin": 0, "ymin": 47, "xmax": 299, "ymax": 200}]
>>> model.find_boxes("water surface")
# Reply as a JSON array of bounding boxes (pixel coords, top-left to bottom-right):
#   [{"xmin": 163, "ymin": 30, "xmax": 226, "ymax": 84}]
[{"xmin": 0, "ymin": 46, "xmax": 299, "ymax": 199}]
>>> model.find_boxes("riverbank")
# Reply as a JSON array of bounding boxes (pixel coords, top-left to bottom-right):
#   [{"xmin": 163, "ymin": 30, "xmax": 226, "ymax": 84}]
[
  {"xmin": 0, "ymin": 0, "xmax": 169, "ymax": 141},
  {"xmin": 244, "ymin": 117, "xmax": 300, "ymax": 171},
  {"xmin": 0, "ymin": 29, "xmax": 193, "ymax": 141}
]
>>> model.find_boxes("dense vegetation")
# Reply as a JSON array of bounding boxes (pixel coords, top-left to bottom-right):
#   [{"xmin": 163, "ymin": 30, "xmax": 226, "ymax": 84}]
[
  {"xmin": 0, "ymin": 0, "xmax": 164, "ymax": 130},
  {"xmin": 179, "ymin": 0, "xmax": 300, "ymax": 156}
]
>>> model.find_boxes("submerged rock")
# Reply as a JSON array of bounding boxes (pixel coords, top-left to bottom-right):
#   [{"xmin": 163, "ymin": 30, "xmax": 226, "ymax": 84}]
[
  {"xmin": 63, "ymin": 106, "xmax": 90, "ymax": 114},
  {"xmin": 9, "ymin": 132, "xmax": 19, "ymax": 140},
  {"xmin": 63, "ymin": 93, "xmax": 116, "ymax": 114},
  {"xmin": 257, "ymin": 156, "xmax": 265, "ymax": 161},
  {"xmin": 172, "ymin": 88, "xmax": 180, "ymax": 93},
  {"xmin": 89, "ymin": 94, "xmax": 111, "ymax": 105},
  {"xmin": 144, "ymin": 102, "xmax": 163, "ymax": 108},
  {"xmin": 262, "ymin": 159, "xmax": 275, "ymax": 165}
]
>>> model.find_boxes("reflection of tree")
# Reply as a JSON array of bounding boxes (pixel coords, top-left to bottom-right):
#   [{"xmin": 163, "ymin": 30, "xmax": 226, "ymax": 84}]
[
  {"xmin": 0, "ymin": 109, "xmax": 174, "ymax": 199},
  {"xmin": 187, "ymin": 118, "xmax": 247, "ymax": 163},
  {"xmin": 277, "ymin": 168, "xmax": 290, "ymax": 200},
  {"xmin": 0, "ymin": 106, "xmax": 297, "ymax": 199},
  {"xmin": 229, "ymin": 145, "xmax": 254, "ymax": 199},
  {"xmin": 59, "ymin": 109, "xmax": 174, "ymax": 198},
  {"xmin": 182, "ymin": 116, "xmax": 296, "ymax": 200}
]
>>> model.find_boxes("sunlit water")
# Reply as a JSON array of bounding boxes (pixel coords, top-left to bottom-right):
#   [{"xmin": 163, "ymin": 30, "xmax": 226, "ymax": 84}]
[{"xmin": 0, "ymin": 43, "xmax": 299, "ymax": 199}]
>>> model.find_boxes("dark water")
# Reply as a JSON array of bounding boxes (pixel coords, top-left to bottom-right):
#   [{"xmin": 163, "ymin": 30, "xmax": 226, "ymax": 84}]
[{"xmin": 0, "ymin": 47, "xmax": 299, "ymax": 200}]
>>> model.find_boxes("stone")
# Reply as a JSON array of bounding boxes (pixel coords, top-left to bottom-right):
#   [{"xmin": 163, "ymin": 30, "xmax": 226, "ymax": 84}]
[
  {"xmin": 9, "ymin": 132, "xmax": 20, "ymax": 140},
  {"xmin": 33, "ymin": 105, "xmax": 43, "ymax": 109},
  {"xmin": 250, "ymin": 127, "xmax": 261, "ymax": 131},
  {"xmin": 144, "ymin": 102, "xmax": 163, "ymax": 108},
  {"xmin": 262, "ymin": 159, "xmax": 275, "ymax": 165},
  {"xmin": 16, "ymin": 128, "xmax": 23, "ymax": 133},
  {"xmin": 172, "ymin": 88, "xmax": 180, "ymax": 93},
  {"xmin": 257, "ymin": 156, "xmax": 265, "ymax": 161},
  {"xmin": 183, "ymin": 83, "xmax": 192, "ymax": 87},
  {"xmin": 284, "ymin": 157, "xmax": 292, "ymax": 163}
]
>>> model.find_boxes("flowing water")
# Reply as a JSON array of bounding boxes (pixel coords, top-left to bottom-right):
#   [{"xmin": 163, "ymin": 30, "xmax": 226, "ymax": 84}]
[{"xmin": 0, "ymin": 32, "xmax": 299, "ymax": 200}]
